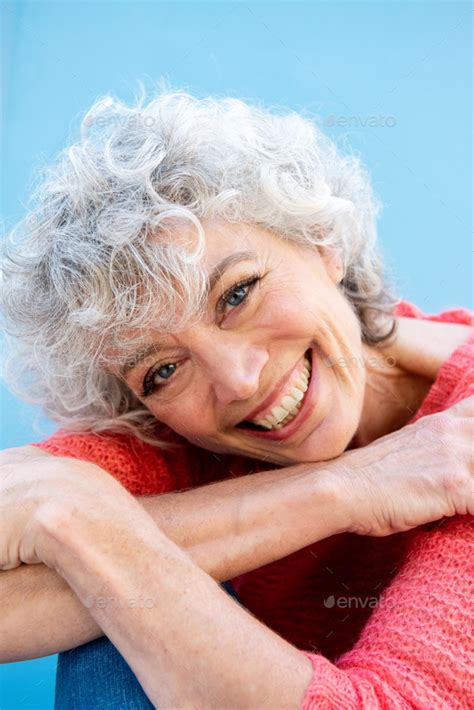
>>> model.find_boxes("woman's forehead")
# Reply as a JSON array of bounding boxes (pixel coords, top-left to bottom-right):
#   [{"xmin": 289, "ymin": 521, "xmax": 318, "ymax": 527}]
[{"xmin": 181, "ymin": 218, "xmax": 277, "ymax": 261}]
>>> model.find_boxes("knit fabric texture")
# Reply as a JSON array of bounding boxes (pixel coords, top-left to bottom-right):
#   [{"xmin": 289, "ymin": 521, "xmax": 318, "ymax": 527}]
[{"xmin": 32, "ymin": 300, "xmax": 474, "ymax": 709}]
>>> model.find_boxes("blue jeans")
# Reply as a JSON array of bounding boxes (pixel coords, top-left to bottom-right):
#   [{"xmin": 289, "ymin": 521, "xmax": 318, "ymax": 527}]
[{"xmin": 54, "ymin": 581, "xmax": 241, "ymax": 709}]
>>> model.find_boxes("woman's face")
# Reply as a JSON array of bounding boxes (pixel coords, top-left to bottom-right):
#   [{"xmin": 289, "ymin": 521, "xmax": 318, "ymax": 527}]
[{"xmin": 119, "ymin": 221, "xmax": 367, "ymax": 466}]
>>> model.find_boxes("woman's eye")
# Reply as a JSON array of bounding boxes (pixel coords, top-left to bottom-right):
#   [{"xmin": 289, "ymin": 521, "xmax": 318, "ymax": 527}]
[
  {"xmin": 219, "ymin": 275, "xmax": 261, "ymax": 314},
  {"xmin": 157, "ymin": 363, "xmax": 177, "ymax": 380},
  {"xmin": 141, "ymin": 362, "xmax": 177, "ymax": 398},
  {"xmin": 225, "ymin": 284, "xmax": 248, "ymax": 307}
]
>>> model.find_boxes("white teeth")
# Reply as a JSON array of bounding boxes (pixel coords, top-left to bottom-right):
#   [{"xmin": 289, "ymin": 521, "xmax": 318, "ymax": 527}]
[
  {"xmin": 275, "ymin": 404, "xmax": 300, "ymax": 429},
  {"xmin": 290, "ymin": 387, "xmax": 304, "ymax": 401},
  {"xmin": 271, "ymin": 405, "xmax": 289, "ymax": 423},
  {"xmin": 248, "ymin": 353, "xmax": 313, "ymax": 431},
  {"xmin": 280, "ymin": 394, "xmax": 298, "ymax": 411},
  {"xmin": 255, "ymin": 419, "xmax": 273, "ymax": 430}
]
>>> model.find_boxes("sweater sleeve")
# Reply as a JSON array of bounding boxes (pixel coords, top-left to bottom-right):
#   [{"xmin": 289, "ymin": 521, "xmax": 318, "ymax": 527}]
[
  {"xmin": 298, "ymin": 515, "xmax": 473, "ymax": 709},
  {"xmin": 298, "ymin": 327, "xmax": 474, "ymax": 709},
  {"xmin": 30, "ymin": 429, "xmax": 195, "ymax": 495}
]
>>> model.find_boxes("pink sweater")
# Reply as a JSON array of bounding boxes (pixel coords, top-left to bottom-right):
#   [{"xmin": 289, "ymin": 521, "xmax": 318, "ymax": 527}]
[{"xmin": 32, "ymin": 301, "xmax": 474, "ymax": 709}]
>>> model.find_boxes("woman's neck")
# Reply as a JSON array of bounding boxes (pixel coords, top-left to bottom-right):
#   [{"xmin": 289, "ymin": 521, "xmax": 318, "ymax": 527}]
[{"xmin": 349, "ymin": 316, "xmax": 472, "ymax": 449}]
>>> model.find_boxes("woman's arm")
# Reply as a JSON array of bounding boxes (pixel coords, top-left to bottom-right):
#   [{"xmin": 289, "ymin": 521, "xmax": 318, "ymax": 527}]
[
  {"xmin": 0, "ymin": 459, "xmax": 345, "ymax": 662},
  {"xmin": 36, "ymin": 488, "xmax": 316, "ymax": 709},
  {"xmin": 35, "ymin": 482, "xmax": 474, "ymax": 709},
  {"xmin": 1, "ymin": 395, "xmax": 472, "ymax": 662}
]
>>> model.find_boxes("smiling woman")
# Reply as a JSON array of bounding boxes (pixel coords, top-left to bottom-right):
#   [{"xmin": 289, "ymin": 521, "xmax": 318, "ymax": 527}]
[
  {"xmin": 0, "ymin": 85, "xmax": 473, "ymax": 710},
  {"xmin": 1, "ymin": 87, "xmax": 396, "ymax": 454}
]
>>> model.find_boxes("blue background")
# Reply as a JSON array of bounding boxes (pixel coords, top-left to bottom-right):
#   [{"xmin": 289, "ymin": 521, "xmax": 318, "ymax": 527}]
[{"xmin": 1, "ymin": 1, "xmax": 472, "ymax": 707}]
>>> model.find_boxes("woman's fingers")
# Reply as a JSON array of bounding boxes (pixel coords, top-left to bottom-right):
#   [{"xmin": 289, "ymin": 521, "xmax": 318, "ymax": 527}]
[
  {"xmin": 336, "ymin": 395, "xmax": 474, "ymax": 537},
  {"xmin": 0, "ymin": 446, "xmax": 130, "ymax": 570}
]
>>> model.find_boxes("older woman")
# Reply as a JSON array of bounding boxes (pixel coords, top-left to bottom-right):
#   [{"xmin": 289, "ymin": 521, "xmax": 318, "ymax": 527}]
[{"xmin": 1, "ymin": 89, "xmax": 473, "ymax": 709}]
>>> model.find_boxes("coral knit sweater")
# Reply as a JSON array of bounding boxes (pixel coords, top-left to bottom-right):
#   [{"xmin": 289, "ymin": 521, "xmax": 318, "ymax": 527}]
[{"xmin": 32, "ymin": 301, "xmax": 474, "ymax": 709}]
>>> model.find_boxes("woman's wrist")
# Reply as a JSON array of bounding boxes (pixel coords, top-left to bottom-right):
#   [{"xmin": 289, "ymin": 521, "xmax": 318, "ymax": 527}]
[
  {"xmin": 297, "ymin": 463, "xmax": 351, "ymax": 536},
  {"xmin": 33, "ymin": 494, "xmax": 175, "ymax": 604}
]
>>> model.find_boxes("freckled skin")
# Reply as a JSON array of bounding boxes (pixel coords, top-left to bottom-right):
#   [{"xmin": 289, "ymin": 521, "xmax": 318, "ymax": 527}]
[{"xmin": 118, "ymin": 221, "xmax": 432, "ymax": 467}]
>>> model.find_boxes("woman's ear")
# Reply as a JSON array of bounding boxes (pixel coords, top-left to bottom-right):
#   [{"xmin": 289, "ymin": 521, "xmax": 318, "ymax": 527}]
[{"xmin": 319, "ymin": 246, "xmax": 344, "ymax": 284}]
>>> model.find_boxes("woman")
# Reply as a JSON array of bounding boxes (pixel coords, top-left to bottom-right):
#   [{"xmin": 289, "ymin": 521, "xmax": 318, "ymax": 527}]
[{"xmin": 1, "ymin": 88, "xmax": 473, "ymax": 709}]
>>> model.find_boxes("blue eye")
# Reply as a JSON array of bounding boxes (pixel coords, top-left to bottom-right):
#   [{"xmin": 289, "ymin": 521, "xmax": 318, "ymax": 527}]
[
  {"xmin": 219, "ymin": 275, "xmax": 261, "ymax": 314},
  {"xmin": 141, "ymin": 362, "xmax": 177, "ymax": 397},
  {"xmin": 157, "ymin": 363, "xmax": 176, "ymax": 379},
  {"xmin": 226, "ymin": 284, "xmax": 248, "ymax": 307}
]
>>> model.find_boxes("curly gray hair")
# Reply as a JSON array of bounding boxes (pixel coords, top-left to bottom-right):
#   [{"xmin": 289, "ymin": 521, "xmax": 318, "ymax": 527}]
[{"xmin": 1, "ymin": 83, "xmax": 399, "ymax": 448}]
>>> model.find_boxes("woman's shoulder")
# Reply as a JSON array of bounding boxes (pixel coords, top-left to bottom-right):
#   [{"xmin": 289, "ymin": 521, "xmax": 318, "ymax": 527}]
[
  {"xmin": 395, "ymin": 300, "xmax": 474, "ymax": 421},
  {"xmin": 30, "ymin": 428, "xmax": 201, "ymax": 495},
  {"xmin": 392, "ymin": 300, "xmax": 473, "ymax": 385},
  {"xmin": 30, "ymin": 427, "xmax": 257, "ymax": 495},
  {"xmin": 394, "ymin": 298, "xmax": 473, "ymax": 327}
]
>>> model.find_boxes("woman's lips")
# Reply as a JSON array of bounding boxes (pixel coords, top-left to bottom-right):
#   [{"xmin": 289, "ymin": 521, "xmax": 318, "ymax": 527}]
[
  {"xmin": 236, "ymin": 348, "xmax": 319, "ymax": 442},
  {"xmin": 243, "ymin": 351, "xmax": 309, "ymax": 422}
]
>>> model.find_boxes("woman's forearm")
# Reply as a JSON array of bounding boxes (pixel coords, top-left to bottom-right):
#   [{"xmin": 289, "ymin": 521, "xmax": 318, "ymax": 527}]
[
  {"xmin": 1, "ymin": 461, "xmax": 345, "ymax": 662},
  {"xmin": 0, "ymin": 563, "xmax": 102, "ymax": 662},
  {"xmin": 139, "ymin": 460, "xmax": 346, "ymax": 579},
  {"xmin": 40, "ymin": 496, "xmax": 314, "ymax": 709}
]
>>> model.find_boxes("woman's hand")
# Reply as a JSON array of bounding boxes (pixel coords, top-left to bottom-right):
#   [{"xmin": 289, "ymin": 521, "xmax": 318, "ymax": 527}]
[
  {"xmin": 0, "ymin": 445, "xmax": 137, "ymax": 570},
  {"xmin": 333, "ymin": 395, "xmax": 474, "ymax": 536}
]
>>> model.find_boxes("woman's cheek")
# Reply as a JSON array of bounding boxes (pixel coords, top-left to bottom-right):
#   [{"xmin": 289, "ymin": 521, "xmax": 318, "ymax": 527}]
[
  {"xmin": 255, "ymin": 290, "xmax": 320, "ymax": 338},
  {"xmin": 167, "ymin": 400, "xmax": 214, "ymax": 440}
]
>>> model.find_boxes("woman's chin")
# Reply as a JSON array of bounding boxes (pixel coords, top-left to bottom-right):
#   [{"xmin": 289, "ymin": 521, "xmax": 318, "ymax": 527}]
[
  {"xmin": 283, "ymin": 413, "xmax": 359, "ymax": 464},
  {"xmin": 186, "ymin": 399, "xmax": 359, "ymax": 466},
  {"xmin": 229, "ymin": 422, "xmax": 353, "ymax": 466}
]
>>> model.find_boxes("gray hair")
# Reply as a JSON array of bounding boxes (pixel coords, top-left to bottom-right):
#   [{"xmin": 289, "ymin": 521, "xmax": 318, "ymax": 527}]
[{"xmin": 1, "ymin": 83, "xmax": 399, "ymax": 448}]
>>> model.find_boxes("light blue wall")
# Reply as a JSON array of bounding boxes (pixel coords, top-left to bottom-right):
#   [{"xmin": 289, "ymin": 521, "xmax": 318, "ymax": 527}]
[{"xmin": 1, "ymin": 1, "xmax": 471, "ymax": 707}]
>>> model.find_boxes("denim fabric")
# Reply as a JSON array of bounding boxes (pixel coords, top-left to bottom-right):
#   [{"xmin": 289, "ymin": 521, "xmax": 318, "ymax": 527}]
[{"xmin": 54, "ymin": 581, "xmax": 241, "ymax": 709}]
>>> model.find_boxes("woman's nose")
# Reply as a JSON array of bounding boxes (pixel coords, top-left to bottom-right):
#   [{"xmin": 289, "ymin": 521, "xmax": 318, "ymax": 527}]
[{"xmin": 207, "ymin": 345, "xmax": 269, "ymax": 406}]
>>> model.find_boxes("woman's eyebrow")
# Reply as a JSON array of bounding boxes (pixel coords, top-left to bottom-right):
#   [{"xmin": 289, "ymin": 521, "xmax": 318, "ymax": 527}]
[
  {"xmin": 120, "ymin": 250, "xmax": 257, "ymax": 381},
  {"xmin": 207, "ymin": 250, "xmax": 257, "ymax": 293}
]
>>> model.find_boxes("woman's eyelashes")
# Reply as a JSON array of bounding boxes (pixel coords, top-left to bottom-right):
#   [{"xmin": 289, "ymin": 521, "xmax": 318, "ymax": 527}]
[
  {"xmin": 217, "ymin": 273, "xmax": 262, "ymax": 316},
  {"xmin": 140, "ymin": 273, "xmax": 262, "ymax": 398}
]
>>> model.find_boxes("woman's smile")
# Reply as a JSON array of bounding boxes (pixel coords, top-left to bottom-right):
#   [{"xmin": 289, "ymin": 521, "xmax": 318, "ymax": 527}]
[{"xmin": 234, "ymin": 348, "xmax": 320, "ymax": 442}]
